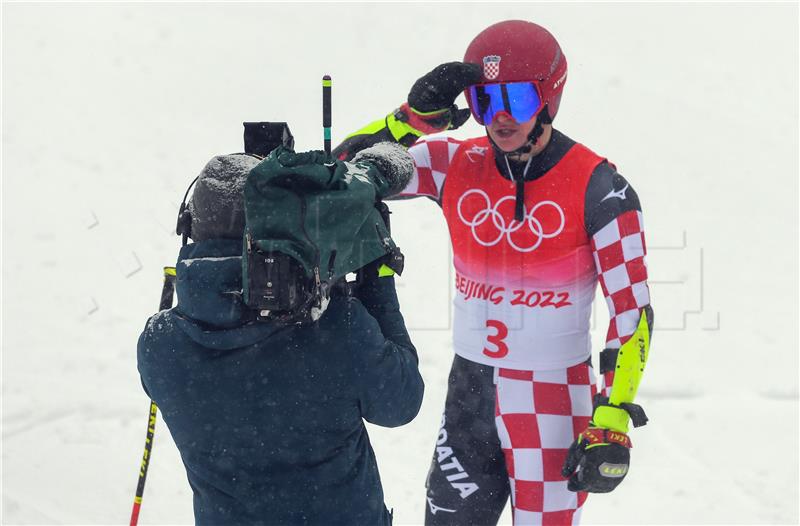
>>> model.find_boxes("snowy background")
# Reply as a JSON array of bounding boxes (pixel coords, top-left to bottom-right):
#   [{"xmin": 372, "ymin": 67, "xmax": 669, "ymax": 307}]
[{"xmin": 2, "ymin": 2, "xmax": 798, "ymax": 525}]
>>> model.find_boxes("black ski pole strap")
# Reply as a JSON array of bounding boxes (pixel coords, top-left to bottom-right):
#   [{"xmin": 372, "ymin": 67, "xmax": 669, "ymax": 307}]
[
  {"xmin": 592, "ymin": 395, "xmax": 649, "ymax": 428},
  {"xmin": 620, "ymin": 403, "xmax": 649, "ymax": 428}
]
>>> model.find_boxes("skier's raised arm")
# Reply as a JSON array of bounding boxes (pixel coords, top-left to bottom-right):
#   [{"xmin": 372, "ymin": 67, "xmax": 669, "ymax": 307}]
[
  {"xmin": 333, "ymin": 62, "xmax": 480, "ymax": 161},
  {"xmin": 333, "ymin": 63, "xmax": 481, "ymax": 201}
]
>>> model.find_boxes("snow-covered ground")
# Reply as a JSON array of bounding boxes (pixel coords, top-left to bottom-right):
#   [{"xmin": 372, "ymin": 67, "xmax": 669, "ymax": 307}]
[{"xmin": 2, "ymin": 3, "xmax": 798, "ymax": 525}]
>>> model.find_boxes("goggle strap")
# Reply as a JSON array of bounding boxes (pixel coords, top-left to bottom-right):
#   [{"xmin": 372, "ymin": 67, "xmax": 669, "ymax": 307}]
[
  {"xmin": 473, "ymin": 85, "xmax": 487, "ymax": 115},
  {"xmin": 500, "ymin": 84, "xmax": 512, "ymax": 115}
]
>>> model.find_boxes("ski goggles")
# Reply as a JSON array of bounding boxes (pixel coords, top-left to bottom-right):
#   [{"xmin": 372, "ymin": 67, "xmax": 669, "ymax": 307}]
[{"xmin": 466, "ymin": 82, "xmax": 544, "ymax": 126}]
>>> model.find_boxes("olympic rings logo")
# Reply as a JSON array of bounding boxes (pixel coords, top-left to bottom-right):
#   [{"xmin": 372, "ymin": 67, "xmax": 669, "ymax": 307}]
[{"xmin": 456, "ymin": 189, "xmax": 565, "ymax": 253}]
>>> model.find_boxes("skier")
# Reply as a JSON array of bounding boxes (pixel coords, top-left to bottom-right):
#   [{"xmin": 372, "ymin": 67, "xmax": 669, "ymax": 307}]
[
  {"xmin": 334, "ymin": 20, "xmax": 654, "ymax": 525},
  {"xmin": 137, "ymin": 148, "xmax": 423, "ymax": 525}
]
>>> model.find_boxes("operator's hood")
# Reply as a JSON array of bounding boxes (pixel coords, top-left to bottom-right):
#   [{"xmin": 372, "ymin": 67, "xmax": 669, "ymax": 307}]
[{"xmin": 172, "ymin": 239, "xmax": 281, "ymax": 350}]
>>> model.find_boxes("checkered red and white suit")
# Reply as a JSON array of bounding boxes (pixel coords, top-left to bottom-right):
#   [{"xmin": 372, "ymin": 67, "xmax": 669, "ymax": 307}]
[{"xmin": 402, "ymin": 133, "xmax": 651, "ymax": 525}]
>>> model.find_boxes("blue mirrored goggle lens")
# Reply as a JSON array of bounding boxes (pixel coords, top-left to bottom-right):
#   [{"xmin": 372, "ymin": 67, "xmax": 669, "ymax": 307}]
[{"xmin": 468, "ymin": 82, "xmax": 542, "ymax": 125}]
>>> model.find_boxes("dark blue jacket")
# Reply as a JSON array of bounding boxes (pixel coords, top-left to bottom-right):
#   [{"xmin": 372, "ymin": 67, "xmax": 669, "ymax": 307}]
[{"xmin": 137, "ymin": 239, "xmax": 423, "ymax": 526}]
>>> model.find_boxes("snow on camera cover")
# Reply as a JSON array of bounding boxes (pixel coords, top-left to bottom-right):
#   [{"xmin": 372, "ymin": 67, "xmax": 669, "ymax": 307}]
[{"xmin": 242, "ymin": 145, "xmax": 410, "ymax": 297}]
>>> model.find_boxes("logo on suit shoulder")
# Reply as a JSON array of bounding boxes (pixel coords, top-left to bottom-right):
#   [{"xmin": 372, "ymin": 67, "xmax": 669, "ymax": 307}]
[
  {"xmin": 601, "ymin": 183, "xmax": 629, "ymax": 202},
  {"xmin": 465, "ymin": 145, "xmax": 487, "ymax": 163}
]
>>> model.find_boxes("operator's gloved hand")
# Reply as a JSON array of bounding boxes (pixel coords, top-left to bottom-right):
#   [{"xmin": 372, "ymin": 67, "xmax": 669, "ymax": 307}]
[
  {"xmin": 356, "ymin": 201, "xmax": 404, "ymax": 292},
  {"xmin": 354, "ymin": 238, "xmax": 403, "ymax": 328},
  {"xmin": 396, "ymin": 62, "xmax": 482, "ymax": 134}
]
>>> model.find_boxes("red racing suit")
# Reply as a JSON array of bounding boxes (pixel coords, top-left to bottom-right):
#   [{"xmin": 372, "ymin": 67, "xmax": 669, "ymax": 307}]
[{"xmin": 399, "ymin": 133, "xmax": 651, "ymax": 374}]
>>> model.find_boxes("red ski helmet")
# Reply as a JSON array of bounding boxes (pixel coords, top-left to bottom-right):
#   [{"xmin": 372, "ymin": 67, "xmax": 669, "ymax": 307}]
[{"xmin": 464, "ymin": 20, "xmax": 568, "ymax": 122}]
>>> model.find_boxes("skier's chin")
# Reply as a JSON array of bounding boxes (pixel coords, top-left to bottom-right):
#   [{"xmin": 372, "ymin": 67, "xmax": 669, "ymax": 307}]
[{"xmin": 493, "ymin": 135, "xmax": 528, "ymax": 153}]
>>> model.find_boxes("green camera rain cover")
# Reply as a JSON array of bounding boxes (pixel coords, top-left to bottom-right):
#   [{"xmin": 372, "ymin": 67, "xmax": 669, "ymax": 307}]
[{"xmin": 242, "ymin": 147, "xmax": 396, "ymax": 304}]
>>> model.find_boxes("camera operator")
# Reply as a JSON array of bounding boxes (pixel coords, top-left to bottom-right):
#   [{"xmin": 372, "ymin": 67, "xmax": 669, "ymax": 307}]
[{"xmin": 137, "ymin": 147, "xmax": 423, "ymax": 526}]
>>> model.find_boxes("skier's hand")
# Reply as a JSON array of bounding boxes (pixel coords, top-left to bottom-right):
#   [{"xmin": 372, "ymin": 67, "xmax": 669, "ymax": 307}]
[
  {"xmin": 561, "ymin": 426, "xmax": 632, "ymax": 493},
  {"xmin": 398, "ymin": 62, "xmax": 482, "ymax": 134}
]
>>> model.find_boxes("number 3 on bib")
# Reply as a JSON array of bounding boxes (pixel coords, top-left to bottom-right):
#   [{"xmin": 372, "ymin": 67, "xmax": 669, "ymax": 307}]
[{"xmin": 483, "ymin": 319, "xmax": 509, "ymax": 358}]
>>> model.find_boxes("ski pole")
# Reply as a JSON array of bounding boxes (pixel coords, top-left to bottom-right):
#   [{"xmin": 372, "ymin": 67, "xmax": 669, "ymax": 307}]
[
  {"xmin": 322, "ymin": 74, "xmax": 332, "ymax": 156},
  {"xmin": 129, "ymin": 266, "xmax": 177, "ymax": 526}
]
